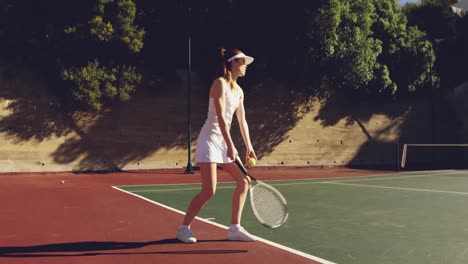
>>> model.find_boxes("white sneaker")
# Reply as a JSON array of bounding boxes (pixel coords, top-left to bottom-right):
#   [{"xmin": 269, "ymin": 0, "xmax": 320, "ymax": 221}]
[
  {"xmin": 227, "ymin": 227, "xmax": 256, "ymax": 242},
  {"xmin": 177, "ymin": 226, "xmax": 197, "ymax": 244}
]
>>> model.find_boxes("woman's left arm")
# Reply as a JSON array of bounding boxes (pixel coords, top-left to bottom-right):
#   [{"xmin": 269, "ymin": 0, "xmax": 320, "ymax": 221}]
[{"xmin": 236, "ymin": 88, "xmax": 257, "ymax": 162}]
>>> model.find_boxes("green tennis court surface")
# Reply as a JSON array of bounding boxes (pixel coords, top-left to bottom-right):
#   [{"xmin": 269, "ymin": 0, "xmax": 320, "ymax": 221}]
[{"xmin": 116, "ymin": 170, "xmax": 468, "ymax": 264}]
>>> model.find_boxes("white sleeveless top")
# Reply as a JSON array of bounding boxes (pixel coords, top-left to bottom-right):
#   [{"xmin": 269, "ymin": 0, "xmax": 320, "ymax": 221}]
[{"xmin": 195, "ymin": 82, "xmax": 240, "ymax": 163}]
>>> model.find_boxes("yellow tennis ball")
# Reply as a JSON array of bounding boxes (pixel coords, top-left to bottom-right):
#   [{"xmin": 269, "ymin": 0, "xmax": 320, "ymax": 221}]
[{"xmin": 248, "ymin": 157, "xmax": 256, "ymax": 167}]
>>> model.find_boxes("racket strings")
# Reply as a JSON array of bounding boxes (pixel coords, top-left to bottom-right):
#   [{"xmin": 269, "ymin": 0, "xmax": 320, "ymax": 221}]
[{"xmin": 250, "ymin": 184, "xmax": 288, "ymax": 228}]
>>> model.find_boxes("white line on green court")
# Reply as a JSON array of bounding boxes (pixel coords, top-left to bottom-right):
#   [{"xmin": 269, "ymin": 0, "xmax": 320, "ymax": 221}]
[
  {"xmin": 112, "ymin": 186, "xmax": 336, "ymax": 264},
  {"xmin": 323, "ymin": 170, "xmax": 467, "ymax": 184},
  {"xmin": 325, "ymin": 182, "xmax": 468, "ymax": 196},
  {"xmin": 124, "ymin": 170, "xmax": 468, "ymax": 193},
  {"xmin": 118, "ymin": 170, "xmax": 468, "ymax": 191},
  {"xmin": 115, "ymin": 169, "xmax": 457, "ymax": 189},
  {"xmin": 131, "ymin": 186, "xmax": 234, "ymax": 193},
  {"xmin": 116, "ymin": 182, "xmax": 204, "ymax": 188}
]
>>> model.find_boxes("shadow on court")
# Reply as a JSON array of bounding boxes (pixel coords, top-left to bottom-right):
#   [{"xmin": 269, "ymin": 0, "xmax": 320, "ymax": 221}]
[
  {"xmin": 314, "ymin": 91, "xmax": 466, "ymax": 170},
  {"xmin": 0, "ymin": 239, "xmax": 247, "ymax": 258},
  {"xmin": 0, "ymin": 63, "xmax": 312, "ymax": 171},
  {"xmin": 3, "ymin": 58, "xmax": 466, "ymax": 171}
]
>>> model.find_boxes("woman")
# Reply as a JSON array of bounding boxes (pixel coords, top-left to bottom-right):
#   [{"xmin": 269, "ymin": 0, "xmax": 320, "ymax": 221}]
[{"xmin": 176, "ymin": 48, "xmax": 257, "ymax": 243}]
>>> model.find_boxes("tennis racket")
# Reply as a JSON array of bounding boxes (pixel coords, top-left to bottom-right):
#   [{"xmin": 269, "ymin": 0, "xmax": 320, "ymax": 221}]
[{"xmin": 234, "ymin": 156, "xmax": 288, "ymax": 228}]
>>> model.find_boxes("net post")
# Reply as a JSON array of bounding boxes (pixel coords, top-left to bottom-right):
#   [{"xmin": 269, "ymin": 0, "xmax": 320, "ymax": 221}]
[
  {"xmin": 401, "ymin": 144, "xmax": 408, "ymax": 168},
  {"xmin": 396, "ymin": 141, "xmax": 400, "ymax": 172}
]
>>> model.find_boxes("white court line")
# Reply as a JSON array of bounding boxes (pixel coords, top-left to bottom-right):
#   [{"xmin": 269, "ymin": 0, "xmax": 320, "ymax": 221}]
[
  {"xmin": 112, "ymin": 186, "xmax": 336, "ymax": 264},
  {"xmin": 265, "ymin": 170, "xmax": 467, "ymax": 188},
  {"xmin": 127, "ymin": 170, "xmax": 467, "ymax": 193},
  {"xmin": 116, "ymin": 169, "xmax": 455, "ymax": 189},
  {"xmin": 324, "ymin": 170, "xmax": 467, "ymax": 184},
  {"xmin": 131, "ymin": 186, "xmax": 234, "ymax": 193},
  {"xmin": 117, "ymin": 171, "xmax": 414, "ymax": 188},
  {"xmin": 118, "ymin": 174, "xmax": 388, "ymax": 188},
  {"xmin": 325, "ymin": 182, "xmax": 468, "ymax": 196},
  {"xmin": 117, "ymin": 182, "xmax": 203, "ymax": 188},
  {"xmin": 132, "ymin": 187, "xmax": 202, "ymax": 193}
]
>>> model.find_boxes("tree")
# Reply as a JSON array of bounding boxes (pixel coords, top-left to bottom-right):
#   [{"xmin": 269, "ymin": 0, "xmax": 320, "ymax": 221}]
[
  {"xmin": 403, "ymin": 1, "xmax": 457, "ymax": 40},
  {"xmin": 306, "ymin": 0, "xmax": 436, "ymax": 99},
  {"xmin": 421, "ymin": 0, "xmax": 457, "ymax": 7},
  {"xmin": 372, "ymin": 0, "xmax": 436, "ymax": 94},
  {"xmin": 61, "ymin": 0, "xmax": 145, "ymax": 111},
  {"xmin": 307, "ymin": 0, "xmax": 384, "ymax": 96},
  {"xmin": 0, "ymin": 0, "xmax": 144, "ymax": 111},
  {"xmin": 403, "ymin": 0, "xmax": 468, "ymax": 90}
]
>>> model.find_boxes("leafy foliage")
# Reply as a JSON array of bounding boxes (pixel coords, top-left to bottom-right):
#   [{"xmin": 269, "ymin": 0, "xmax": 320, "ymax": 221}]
[
  {"xmin": 60, "ymin": 0, "xmax": 144, "ymax": 111},
  {"xmin": 62, "ymin": 60, "xmax": 141, "ymax": 111},
  {"xmin": 307, "ymin": 0, "xmax": 436, "ymax": 99},
  {"xmin": 372, "ymin": 0, "xmax": 436, "ymax": 94},
  {"xmin": 2, "ymin": 0, "xmax": 465, "ymax": 108},
  {"xmin": 116, "ymin": 0, "xmax": 144, "ymax": 53},
  {"xmin": 89, "ymin": 16, "xmax": 114, "ymax": 42},
  {"xmin": 403, "ymin": 0, "xmax": 466, "ymax": 89},
  {"xmin": 403, "ymin": 1, "xmax": 457, "ymax": 40}
]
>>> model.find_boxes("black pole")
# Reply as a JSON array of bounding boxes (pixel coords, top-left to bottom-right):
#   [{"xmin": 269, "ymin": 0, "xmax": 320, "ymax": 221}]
[{"xmin": 185, "ymin": 7, "xmax": 194, "ymax": 174}]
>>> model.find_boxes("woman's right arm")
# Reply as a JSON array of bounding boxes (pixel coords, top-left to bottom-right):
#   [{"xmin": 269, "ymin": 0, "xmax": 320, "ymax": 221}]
[{"xmin": 210, "ymin": 78, "xmax": 237, "ymax": 160}]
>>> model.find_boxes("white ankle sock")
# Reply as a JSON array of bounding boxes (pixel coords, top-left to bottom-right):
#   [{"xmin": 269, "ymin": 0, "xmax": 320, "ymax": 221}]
[
  {"xmin": 230, "ymin": 224, "xmax": 241, "ymax": 231},
  {"xmin": 180, "ymin": 225, "xmax": 190, "ymax": 230}
]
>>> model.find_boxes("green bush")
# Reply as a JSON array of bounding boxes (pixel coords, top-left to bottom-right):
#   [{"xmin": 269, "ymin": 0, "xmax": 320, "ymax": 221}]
[{"xmin": 62, "ymin": 59, "xmax": 141, "ymax": 111}]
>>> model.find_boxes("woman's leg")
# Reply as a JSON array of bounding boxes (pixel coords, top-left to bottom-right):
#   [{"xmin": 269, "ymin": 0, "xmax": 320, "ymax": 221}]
[
  {"xmin": 181, "ymin": 162, "xmax": 218, "ymax": 226},
  {"xmin": 220, "ymin": 162, "xmax": 250, "ymax": 225},
  {"xmin": 220, "ymin": 162, "xmax": 255, "ymax": 241}
]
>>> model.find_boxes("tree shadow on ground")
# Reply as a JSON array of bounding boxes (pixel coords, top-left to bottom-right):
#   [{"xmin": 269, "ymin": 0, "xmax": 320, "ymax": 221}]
[
  {"xmin": 49, "ymin": 86, "xmax": 191, "ymax": 171},
  {"xmin": 0, "ymin": 63, "xmax": 312, "ymax": 171},
  {"xmin": 312, "ymin": 94, "xmax": 412, "ymax": 169},
  {"xmin": 313, "ymin": 94, "xmax": 410, "ymax": 128},
  {"xmin": 397, "ymin": 84, "xmax": 468, "ymax": 170},
  {"xmin": 0, "ymin": 63, "xmax": 73, "ymax": 142},
  {"xmin": 1, "ymin": 62, "xmax": 191, "ymax": 171},
  {"xmin": 313, "ymin": 91, "xmax": 465, "ymax": 169},
  {"xmin": 0, "ymin": 98, "xmax": 72, "ymax": 143},
  {"xmin": 6, "ymin": 61, "xmax": 461, "ymax": 171},
  {"xmin": 232, "ymin": 79, "xmax": 312, "ymax": 159}
]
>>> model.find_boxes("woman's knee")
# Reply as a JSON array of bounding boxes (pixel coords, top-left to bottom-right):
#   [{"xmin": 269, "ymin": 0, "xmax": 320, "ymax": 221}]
[
  {"xmin": 199, "ymin": 162, "xmax": 217, "ymax": 200},
  {"xmin": 236, "ymin": 178, "xmax": 249, "ymax": 191},
  {"xmin": 201, "ymin": 186, "xmax": 216, "ymax": 199}
]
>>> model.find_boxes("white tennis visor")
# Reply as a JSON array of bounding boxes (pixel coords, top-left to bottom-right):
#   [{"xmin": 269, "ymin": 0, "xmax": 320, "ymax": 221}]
[{"xmin": 227, "ymin": 53, "xmax": 254, "ymax": 65}]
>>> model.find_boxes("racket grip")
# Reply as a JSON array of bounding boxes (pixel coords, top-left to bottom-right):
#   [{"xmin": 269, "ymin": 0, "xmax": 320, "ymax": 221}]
[{"xmin": 235, "ymin": 156, "xmax": 249, "ymax": 176}]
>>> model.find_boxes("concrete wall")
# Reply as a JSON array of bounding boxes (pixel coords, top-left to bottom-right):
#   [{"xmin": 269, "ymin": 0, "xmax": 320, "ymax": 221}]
[{"xmin": 0, "ymin": 66, "xmax": 465, "ymax": 172}]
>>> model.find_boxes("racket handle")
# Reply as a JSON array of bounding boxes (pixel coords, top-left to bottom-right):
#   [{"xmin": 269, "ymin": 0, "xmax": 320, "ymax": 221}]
[
  {"xmin": 234, "ymin": 156, "xmax": 248, "ymax": 175},
  {"xmin": 234, "ymin": 156, "xmax": 257, "ymax": 181}
]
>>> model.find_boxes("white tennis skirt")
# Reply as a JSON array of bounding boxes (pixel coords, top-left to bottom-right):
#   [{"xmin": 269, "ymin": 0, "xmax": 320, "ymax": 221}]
[{"xmin": 195, "ymin": 123, "xmax": 233, "ymax": 164}]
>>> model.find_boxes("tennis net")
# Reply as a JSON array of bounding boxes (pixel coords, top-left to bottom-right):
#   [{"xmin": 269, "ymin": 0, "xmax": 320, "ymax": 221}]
[{"xmin": 401, "ymin": 144, "xmax": 468, "ymax": 170}]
